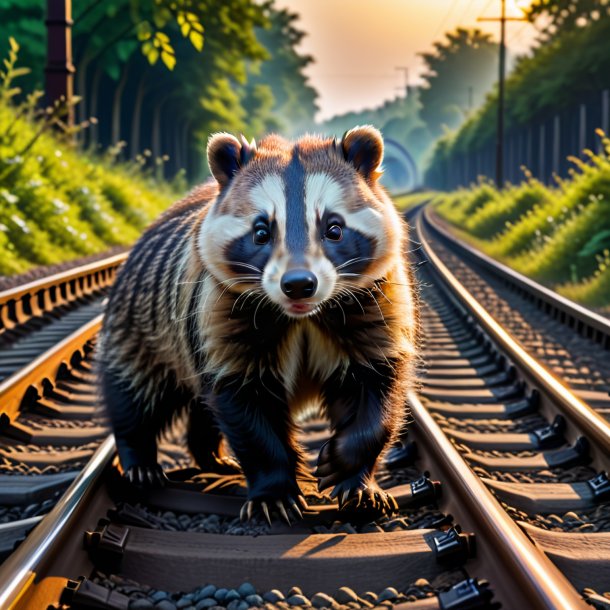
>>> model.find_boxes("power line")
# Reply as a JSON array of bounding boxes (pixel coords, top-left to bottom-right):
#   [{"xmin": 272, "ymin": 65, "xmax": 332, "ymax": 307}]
[
  {"xmin": 479, "ymin": 0, "xmax": 496, "ymax": 19},
  {"xmin": 431, "ymin": 0, "xmax": 461, "ymax": 42},
  {"xmin": 455, "ymin": 0, "xmax": 478, "ymax": 27}
]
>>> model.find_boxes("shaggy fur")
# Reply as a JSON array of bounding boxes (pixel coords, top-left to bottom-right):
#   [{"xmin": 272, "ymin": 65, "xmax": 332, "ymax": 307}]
[{"xmin": 97, "ymin": 126, "xmax": 418, "ymax": 520}]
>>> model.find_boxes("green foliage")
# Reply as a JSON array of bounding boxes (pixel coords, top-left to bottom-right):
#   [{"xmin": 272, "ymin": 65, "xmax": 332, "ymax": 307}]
[
  {"xmin": 433, "ymin": 136, "xmax": 610, "ymax": 307},
  {"xmin": 579, "ymin": 229, "xmax": 610, "ymax": 258},
  {"xmin": 465, "ymin": 178, "xmax": 551, "ymax": 239},
  {"xmin": 526, "ymin": 0, "xmax": 610, "ymax": 41},
  {"xmin": 0, "ymin": 0, "xmax": 45, "ymax": 91},
  {"xmin": 559, "ymin": 254, "xmax": 610, "ymax": 308},
  {"xmin": 0, "ymin": 37, "xmax": 30, "ymax": 102},
  {"xmin": 393, "ymin": 191, "xmax": 437, "ymax": 212},
  {"xmin": 1, "ymin": 0, "xmax": 280, "ymax": 180},
  {"xmin": 426, "ymin": 16, "xmax": 610, "ymax": 181},
  {"xmin": 0, "ymin": 43, "xmax": 174, "ymax": 277},
  {"xmin": 244, "ymin": 5, "xmax": 318, "ymax": 137}
]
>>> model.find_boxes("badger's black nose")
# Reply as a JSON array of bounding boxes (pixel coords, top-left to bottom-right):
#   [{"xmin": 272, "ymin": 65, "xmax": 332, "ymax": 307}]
[{"xmin": 281, "ymin": 269, "xmax": 318, "ymax": 300}]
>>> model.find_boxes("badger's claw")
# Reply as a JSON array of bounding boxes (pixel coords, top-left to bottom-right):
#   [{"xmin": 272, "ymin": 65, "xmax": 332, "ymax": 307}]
[
  {"xmin": 240, "ymin": 495, "xmax": 306, "ymax": 526},
  {"xmin": 261, "ymin": 501, "xmax": 272, "ymax": 525},
  {"xmin": 330, "ymin": 477, "xmax": 398, "ymax": 522},
  {"xmin": 276, "ymin": 500, "xmax": 291, "ymax": 525},
  {"xmin": 290, "ymin": 499, "xmax": 303, "ymax": 520},
  {"xmin": 125, "ymin": 464, "xmax": 168, "ymax": 489}
]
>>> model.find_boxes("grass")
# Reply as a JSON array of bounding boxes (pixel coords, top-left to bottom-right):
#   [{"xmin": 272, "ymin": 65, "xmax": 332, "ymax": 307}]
[
  {"xmin": 431, "ymin": 135, "xmax": 610, "ymax": 311},
  {"xmin": 393, "ymin": 191, "xmax": 437, "ymax": 212},
  {"xmin": 0, "ymin": 40, "xmax": 177, "ymax": 277}
]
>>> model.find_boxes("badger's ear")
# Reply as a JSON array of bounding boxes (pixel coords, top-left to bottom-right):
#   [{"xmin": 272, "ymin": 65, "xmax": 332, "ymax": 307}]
[
  {"xmin": 341, "ymin": 125, "xmax": 384, "ymax": 182},
  {"xmin": 207, "ymin": 133, "xmax": 256, "ymax": 188}
]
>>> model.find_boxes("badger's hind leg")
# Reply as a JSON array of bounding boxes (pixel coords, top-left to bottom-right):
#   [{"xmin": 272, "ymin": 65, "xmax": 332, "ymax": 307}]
[
  {"xmin": 101, "ymin": 368, "xmax": 167, "ymax": 487},
  {"xmin": 187, "ymin": 401, "xmax": 241, "ymax": 474}
]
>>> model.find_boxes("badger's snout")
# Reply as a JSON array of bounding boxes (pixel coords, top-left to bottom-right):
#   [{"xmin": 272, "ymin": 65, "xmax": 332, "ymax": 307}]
[{"xmin": 281, "ymin": 269, "xmax": 318, "ymax": 300}]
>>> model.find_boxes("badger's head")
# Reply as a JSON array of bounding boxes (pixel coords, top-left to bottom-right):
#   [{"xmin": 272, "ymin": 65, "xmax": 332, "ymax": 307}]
[{"xmin": 198, "ymin": 126, "xmax": 404, "ymax": 319}]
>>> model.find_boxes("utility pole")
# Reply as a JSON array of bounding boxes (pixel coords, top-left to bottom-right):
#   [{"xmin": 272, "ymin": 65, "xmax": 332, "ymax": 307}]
[
  {"xmin": 45, "ymin": 0, "xmax": 75, "ymax": 128},
  {"xmin": 478, "ymin": 1, "xmax": 527, "ymax": 188}
]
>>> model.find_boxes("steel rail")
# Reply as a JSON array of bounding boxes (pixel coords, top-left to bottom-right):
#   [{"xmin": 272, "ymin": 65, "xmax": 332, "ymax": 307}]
[
  {"xmin": 0, "ymin": 435, "xmax": 115, "ymax": 609},
  {"xmin": 416, "ymin": 212, "xmax": 610, "ymax": 466},
  {"xmin": 422, "ymin": 206, "xmax": 610, "ymax": 345},
  {"xmin": 0, "ymin": 314, "xmax": 103, "ymax": 420},
  {"xmin": 409, "ymin": 390, "xmax": 588, "ymax": 610},
  {"xmin": 0, "ymin": 253, "xmax": 127, "ymax": 307},
  {"xmin": 0, "ymin": 253, "xmax": 126, "ymax": 334}
]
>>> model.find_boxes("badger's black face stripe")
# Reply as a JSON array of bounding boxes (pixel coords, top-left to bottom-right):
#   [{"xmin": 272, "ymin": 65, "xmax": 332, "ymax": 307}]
[
  {"xmin": 225, "ymin": 221, "xmax": 275, "ymax": 276},
  {"xmin": 323, "ymin": 226, "xmax": 375, "ymax": 275},
  {"xmin": 283, "ymin": 148, "xmax": 308, "ymax": 259}
]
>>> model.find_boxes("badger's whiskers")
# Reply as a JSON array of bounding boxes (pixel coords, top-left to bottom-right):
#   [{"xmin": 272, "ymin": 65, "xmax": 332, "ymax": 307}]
[{"xmin": 335, "ymin": 256, "xmax": 375, "ymax": 271}]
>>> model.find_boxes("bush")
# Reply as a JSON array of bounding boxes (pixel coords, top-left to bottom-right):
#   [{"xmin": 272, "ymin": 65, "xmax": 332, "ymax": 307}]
[
  {"xmin": 433, "ymin": 134, "xmax": 610, "ymax": 309},
  {"xmin": 0, "ymin": 39, "xmax": 176, "ymax": 277}
]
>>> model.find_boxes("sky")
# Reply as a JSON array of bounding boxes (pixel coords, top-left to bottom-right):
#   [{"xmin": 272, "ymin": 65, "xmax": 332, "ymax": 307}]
[{"xmin": 273, "ymin": 0, "xmax": 539, "ymax": 122}]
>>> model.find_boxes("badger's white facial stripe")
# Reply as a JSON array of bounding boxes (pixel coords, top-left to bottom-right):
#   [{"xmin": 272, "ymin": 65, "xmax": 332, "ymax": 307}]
[
  {"xmin": 305, "ymin": 173, "xmax": 385, "ymax": 243},
  {"xmin": 305, "ymin": 173, "xmax": 343, "ymax": 230},
  {"xmin": 249, "ymin": 174, "xmax": 286, "ymax": 237},
  {"xmin": 304, "ymin": 173, "xmax": 388, "ymax": 269},
  {"xmin": 198, "ymin": 214, "xmax": 251, "ymax": 279},
  {"xmin": 344, "ymin": 206, "xmax": 386, "ymax": 253}
]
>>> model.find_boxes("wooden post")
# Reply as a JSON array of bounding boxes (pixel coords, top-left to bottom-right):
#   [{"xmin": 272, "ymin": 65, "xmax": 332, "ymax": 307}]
[
  {"xmin": 600, "ymin": 90, "xmax": 609, "ymax": 153},
  {"xmin": 539, "ymin": 124, "xmax": 545, "ymax": 183},
  {"xmin": 579, "ymin": 103, "xmax": 586, "ymax": 154},
  {"xmin": 45, "ymin": 0, "xmax": 75, "ymax": 127},
  {"xmin": 552, "ymin": 114, "xmax": 560, "ymax": 176}
]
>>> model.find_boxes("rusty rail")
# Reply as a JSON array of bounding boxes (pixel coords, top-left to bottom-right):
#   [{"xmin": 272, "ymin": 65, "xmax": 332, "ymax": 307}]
[
  {"xmin": 417, "ymin": 211, "xmax": 610, "ymax": 470},
  {"xmin": 0, "ymin": 435, "xmax": 115, "ymax": 610},
  {"xmin": 409, "ymin": 391, "xmax": 589, "ymax": 610},
  {"xmin": 0, "ymin": 253, "xmax": 126, "ymax": 335},
  {"xmin": 0, "ymin": 314, "xmax": 102, "ymax": 421},
  {"xmin": 423, "ymin": 206, "xmax": 610, "ymax": 348}
]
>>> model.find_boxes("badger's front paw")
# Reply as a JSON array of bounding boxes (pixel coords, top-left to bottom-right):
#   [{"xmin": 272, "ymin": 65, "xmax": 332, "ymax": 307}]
[
  {"xmin": 331, "ymin": 474, "xmax": 398, "ymax": 523},
  {"xmin": 124, "ymin": 464, "xmax": 168, "ymax": 488}
]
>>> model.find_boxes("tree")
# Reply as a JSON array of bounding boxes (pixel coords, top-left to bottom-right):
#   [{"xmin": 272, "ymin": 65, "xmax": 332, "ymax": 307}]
[
  {"xmin": 0, "ymin": 0, "xmax": 46, "ymax": 92},
  {"xmin": 0, "ymin": 0, "xmax": 322, "ymax": 181},
  {"xmin": 245, "ymin": 5, "xmax": 318, "ymax": 136},
  {"xmin": 418, "ymin": 28, "xmax": 499, "ymax": 137},
  {"xmin": 424, "ymin": 12, "xmax": 610, "ymax": 187},
  {"xmin": 526, "ymin": 0, "xmax": 610, "ymax": 40}
]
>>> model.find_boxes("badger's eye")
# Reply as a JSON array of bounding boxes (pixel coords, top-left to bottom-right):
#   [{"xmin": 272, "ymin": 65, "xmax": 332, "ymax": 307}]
[
  {"xmin": 253, "ymin": 222, "xmax": 270, "ymax": 245},
  {"xmin": 325, "ymin": 224, "xmax": 343, "ymax": 241}
]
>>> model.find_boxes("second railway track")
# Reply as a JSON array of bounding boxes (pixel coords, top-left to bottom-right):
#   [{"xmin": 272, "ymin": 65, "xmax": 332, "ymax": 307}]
[{"xmin": 0, "ymin": 203, "xmax": 608, "ymax": 609}]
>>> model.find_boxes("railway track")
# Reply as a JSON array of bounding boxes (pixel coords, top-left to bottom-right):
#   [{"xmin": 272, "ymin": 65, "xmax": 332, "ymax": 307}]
[
  {"xmin": 0, "ymin": 205, "xmax": 608, "ymax": 609},
  {"xmin": 0, "ymin": 256, "xmax": 126, "ymax": 562},
  {"xmin": 420, "ymin": 207, "xmax": 610, "ymax": 415}
]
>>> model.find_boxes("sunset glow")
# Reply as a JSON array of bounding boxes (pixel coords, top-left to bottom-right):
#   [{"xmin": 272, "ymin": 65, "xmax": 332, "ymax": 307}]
[{"xmin": 275, "ymin": 0, "xmax": 538, "ymax": 120}]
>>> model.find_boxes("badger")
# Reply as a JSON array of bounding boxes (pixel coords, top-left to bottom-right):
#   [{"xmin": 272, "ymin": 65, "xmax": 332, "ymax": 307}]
[{"xmin": 97, "ymin": 126, "xmax": 418, "ymax": 523}]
